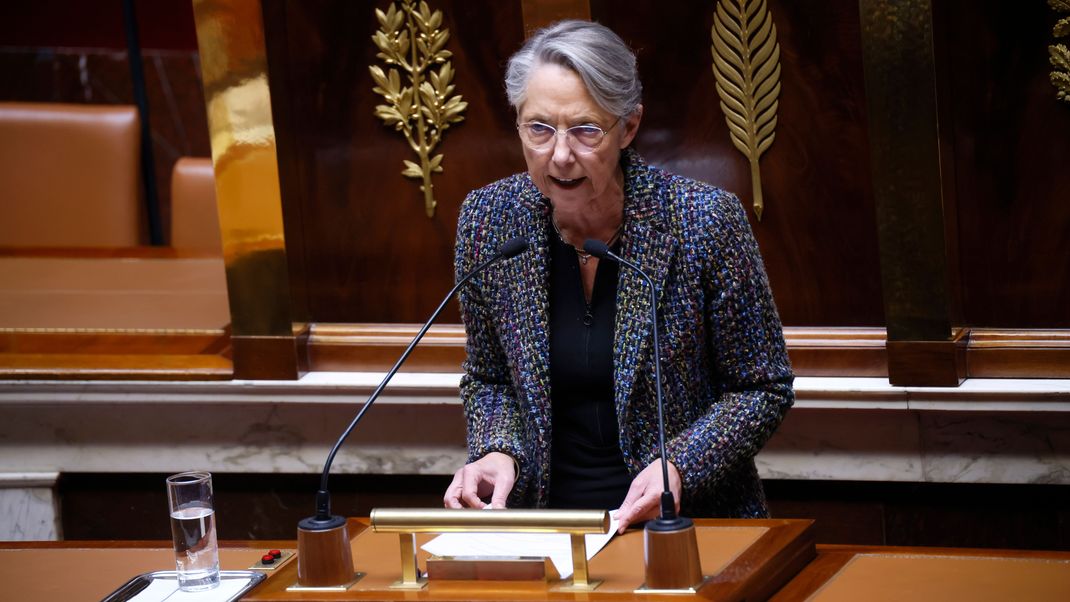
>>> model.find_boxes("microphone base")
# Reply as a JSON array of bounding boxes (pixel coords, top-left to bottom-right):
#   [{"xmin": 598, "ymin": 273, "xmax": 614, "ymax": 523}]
[
  {"xmin": 296, "ymin": 514, "xmax": 356, "ymax": 588},
  {"xmin": 641, "ymin": 516, "xmax": 706, "ymax": 592}
]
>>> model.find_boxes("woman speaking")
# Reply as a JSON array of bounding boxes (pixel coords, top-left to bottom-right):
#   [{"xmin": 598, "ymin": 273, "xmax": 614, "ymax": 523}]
[{"xmin": 444, "ymin": 20, "xmax": 794, "ymax": 533}]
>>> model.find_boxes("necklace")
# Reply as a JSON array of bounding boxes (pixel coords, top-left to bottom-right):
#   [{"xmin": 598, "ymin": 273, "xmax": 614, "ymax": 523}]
[{"xmin": 550, "ymin": 212, "xmax": 624, "ymax": 265}]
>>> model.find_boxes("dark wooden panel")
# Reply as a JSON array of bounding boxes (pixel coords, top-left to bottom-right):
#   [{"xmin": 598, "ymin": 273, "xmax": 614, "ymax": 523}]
[
  {"xmin": 59, "ymin": 474, "xmax": 1070, "ymax": 552},
  {"xmin": 0, "ymin": 0, "xmax": 199, "ymax": 51},
  {"xmin": 592, "ymin": 0, "xmax": 884, "ymax": 326},
  {"xmin": 936, "ymin": 0, "xmax": 1070, "ymax": 328},
  {"xmin": 265, "ymin": 0, "xmax": 526, "ymax": 324},
  {"xmin": 520, "ymin": 0, "xmax": 590, "ymax": 34}
]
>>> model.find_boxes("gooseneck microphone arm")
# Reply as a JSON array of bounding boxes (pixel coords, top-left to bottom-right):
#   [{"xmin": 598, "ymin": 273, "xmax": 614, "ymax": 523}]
[
  {"xmin": 309, "ymin": 236, "xmax": 529, "ymax": 523},
  {"xmin": 583, "ymin": 239, "xmax": 676, "ymax": 522}
]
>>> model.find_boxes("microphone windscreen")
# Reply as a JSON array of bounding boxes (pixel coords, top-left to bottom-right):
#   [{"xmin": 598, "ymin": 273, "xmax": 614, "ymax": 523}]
[
  {"xmin": 582, "ymin": 239, "xmax": 611, "ymax": 258},
  {"xmin": 499, "ymin": 236, "xmax": 529, "ymax": 258}
]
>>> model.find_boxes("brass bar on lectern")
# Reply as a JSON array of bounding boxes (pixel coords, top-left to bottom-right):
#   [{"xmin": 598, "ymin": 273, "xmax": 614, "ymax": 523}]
[
  {"xmin": 570, "ymin": 533, "xmax": 588, "ymax": 586},
  {"xmin": 388, "ymin": 532, "xmax": 427, "ymax": 590},
  {"xmin": 371, "ymin": 508, "xmax": 609, "ymax": 534}
]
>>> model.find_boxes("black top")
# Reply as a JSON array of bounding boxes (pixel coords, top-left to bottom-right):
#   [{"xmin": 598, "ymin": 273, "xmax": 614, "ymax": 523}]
[{"xmin": 547, "ymin": 227, "xmax": 632, "ymax": 509}]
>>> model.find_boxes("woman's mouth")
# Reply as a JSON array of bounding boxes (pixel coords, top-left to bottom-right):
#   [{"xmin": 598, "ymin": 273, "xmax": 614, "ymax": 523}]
[{"xmin": 549, "ymin": 175, "xmax": 585, "ymax": 189}]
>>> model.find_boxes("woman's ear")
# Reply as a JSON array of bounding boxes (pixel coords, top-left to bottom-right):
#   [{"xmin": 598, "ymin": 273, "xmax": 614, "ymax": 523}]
[{"xmin": 619, "ymin": 104, "xmax": 643, "ymax": 148}]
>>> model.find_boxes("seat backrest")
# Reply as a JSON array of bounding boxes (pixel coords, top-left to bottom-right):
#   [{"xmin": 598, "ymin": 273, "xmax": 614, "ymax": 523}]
[
  {"xmin": 170, "ymin": 157, "xmax": 222, "ymax": 252},
  {"xmin": 0, "ymin": 102, "xmax": 142, "ymax": 247}
]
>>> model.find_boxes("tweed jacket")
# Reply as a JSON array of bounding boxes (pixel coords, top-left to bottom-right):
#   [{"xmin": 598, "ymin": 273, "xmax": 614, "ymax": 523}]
[{"xmin": 454, "ymin": 149, "xmax": 794, "ymax": 518}]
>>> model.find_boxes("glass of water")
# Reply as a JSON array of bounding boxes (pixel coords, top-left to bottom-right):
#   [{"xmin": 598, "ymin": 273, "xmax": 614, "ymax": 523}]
[{"xmin": 166, "ymin": 471, "xmax": 220, "ymax": 591}]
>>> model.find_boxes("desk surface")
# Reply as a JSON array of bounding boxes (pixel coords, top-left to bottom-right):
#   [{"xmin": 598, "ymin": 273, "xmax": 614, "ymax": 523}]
[
  {"xmin": 0, "ymin": 253, "xmax": 228, "ymax": 330},
  {"xmin": 770, "ymin": 544, "xmax": 1070, "ymax": 602},
  {"xmin": 0, "ymin": 518, "xmax": 813, "ymax": 602},
  {"xmin": 2, "ymin": 520, "xmax": 1068, "ymax": 602}
]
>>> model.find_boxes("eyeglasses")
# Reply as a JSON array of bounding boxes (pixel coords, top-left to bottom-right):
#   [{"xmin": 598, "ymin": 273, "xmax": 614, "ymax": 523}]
[{"xmin": 516, "ymin": 118, "xmax": 621, "ymax": 154}]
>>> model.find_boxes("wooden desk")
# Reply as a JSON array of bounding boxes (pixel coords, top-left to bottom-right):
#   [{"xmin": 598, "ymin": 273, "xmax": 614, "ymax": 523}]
[
  {"xmin": 770, "ymin": 544, "xmax": 1070, "ymax": 602},
  {"xmin": 4, "ymin": 522, "xmax": 1069, "ymax": 601},
  {"xmin": 0, "ymin": 248, "xmax": 228, "ymax": 330},
  {"xmin": 0, "ymin": 518, "xmax": 814, "ymax": 601},
  {"xmin": 0, "ymin": 247, "xmax": 231, "ymax": 379}
]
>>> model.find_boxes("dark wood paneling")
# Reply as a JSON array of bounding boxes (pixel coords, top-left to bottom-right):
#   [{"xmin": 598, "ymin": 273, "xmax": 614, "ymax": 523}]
[
  {"xmin": 766, "ymin": 480, "xmax": 1070, "ymax": 551},
  {"xmin": 593, "ymin": 0, "xmax": 884, "ymax": 327},
  {"xmin": 936, "ymin": 0, "xmax": 1070, "ymax": 328},
  {"xmin": 265, "ymin": 0, "xmax": 526, "ymax": 325},
  {"xmin": 60, "ymin": 474, "xmax": 1070, "ymax": 552},
  {"xmin": 59, "ymin": 473, "xmax": 453, "ymax": 541},
  {"xmin": 520, "ymin": 0, "xmax": 590, "ymax": 35},
  {"xmin": 0, "ymin": 0, "xmax": 199, "ymax": 51}
]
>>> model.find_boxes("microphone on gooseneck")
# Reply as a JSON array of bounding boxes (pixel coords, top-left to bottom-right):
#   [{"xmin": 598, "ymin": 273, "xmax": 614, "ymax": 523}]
[
  {"xmin": 302, "ymin": 236, "xmax": 529, "ymax": 529},
  {"xmin": 586, "ymin": 238, "xmax": 704, "ymax": 590},
  {"xmin": 583, "ymin": 239, "xmax": 680, "ymax": 525}
]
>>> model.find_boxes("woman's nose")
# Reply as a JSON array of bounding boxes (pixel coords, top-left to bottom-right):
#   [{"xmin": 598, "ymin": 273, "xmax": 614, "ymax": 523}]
[{"xmin": 551, "ymin": 130, "xmax": 573, "ymax": 164}]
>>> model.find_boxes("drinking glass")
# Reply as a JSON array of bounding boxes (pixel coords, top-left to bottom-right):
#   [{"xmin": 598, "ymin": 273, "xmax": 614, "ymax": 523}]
[{"xmin": 166, "ymin": 471, "xmax": 220, "ymax": 591}]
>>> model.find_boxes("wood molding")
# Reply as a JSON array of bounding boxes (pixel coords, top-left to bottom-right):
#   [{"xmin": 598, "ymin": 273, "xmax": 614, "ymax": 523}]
[
  {"xmin": 887, "ymin": 327, "xmax": 968, "ymax": 387},
  {"xmin": 783, "ymin": 328, "xmax": 888, "ymax": 377},
  {"xmin": 967, "ymin": 329, "xmax": 1070, "ymax": 378},
  {"xmin": 4, "ymin": 325, "xmax": 1067, "ymax": 381},
  {"xmin": 0, "ymin": 353, "xmax": 231, "ymax": 381},
  {"xmin": 231, "ymin": 330, "xmax": 309, "ymax": 380},
  {"xmin": 0, "ymin": 328, "xmax": 232, "ymax": 381},
  {"xmin": 307, "ymin": 323, "xmax": 467, "ymax": 373},
  {"xmin": 306, "ymin": 324, "xmax": 891, "ymax": 377}
]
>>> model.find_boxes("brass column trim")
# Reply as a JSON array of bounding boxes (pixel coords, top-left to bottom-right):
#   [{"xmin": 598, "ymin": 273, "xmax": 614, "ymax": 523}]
[
  {"xmin": 858, "ymin": 0, "xmax": 964, "ymax": 386},
  {"xmin": 192, "ymin": 0, "xmax": 304, "ymax": 379}
]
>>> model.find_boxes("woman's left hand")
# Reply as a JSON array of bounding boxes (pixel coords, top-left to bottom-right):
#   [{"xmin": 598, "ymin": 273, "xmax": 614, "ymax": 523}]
[{"xmin": 615, "ymin": 460, "xmax": 682, "ymax": 533}]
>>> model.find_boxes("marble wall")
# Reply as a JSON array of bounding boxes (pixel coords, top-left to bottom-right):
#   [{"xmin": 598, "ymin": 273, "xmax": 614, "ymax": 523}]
[
  {"xmin": 1, "ymin": 375, "xmax": 1068, "ymax": 542},
  {"xmin": 0, "ymin": 473, "xmax": 60, "ymax": 540}
]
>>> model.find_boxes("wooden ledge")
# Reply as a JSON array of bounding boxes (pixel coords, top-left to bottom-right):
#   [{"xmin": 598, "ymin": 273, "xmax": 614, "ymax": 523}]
[{"xmin": 0, "ymin": 353, "xmax": 232, "ymax": 380}]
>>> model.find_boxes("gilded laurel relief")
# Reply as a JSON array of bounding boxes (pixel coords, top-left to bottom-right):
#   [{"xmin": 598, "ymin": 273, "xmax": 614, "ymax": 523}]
[
  {"xmin": 711, "ymin": 0, "xmax": 781, "ymax": 221},
  {"xmin": 1052, "ymin": 0, "xmax": 1070, "ymax": 103},
  {"xmin": 370, "ymin": 1, "xmax": 467, "ymax": 218}
]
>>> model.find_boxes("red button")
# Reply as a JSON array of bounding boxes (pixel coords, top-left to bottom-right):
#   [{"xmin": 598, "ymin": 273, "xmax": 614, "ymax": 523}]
[
  {"xmin": 269, "ymin": 549, "xmax": 282, "ymax": 558},
  {"xmin": 261, "ymin": 554, "xmax": 275, "ymax": 564}
]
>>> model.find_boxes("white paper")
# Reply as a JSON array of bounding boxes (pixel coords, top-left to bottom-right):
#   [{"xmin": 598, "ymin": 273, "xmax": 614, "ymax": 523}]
[
  {"xmin": 420, "ymin": 511, "xmax": 620, "ymax": 580},
  {"xmin": 128, "ymin": 576, "xmax": 252, "ymax": 602}
]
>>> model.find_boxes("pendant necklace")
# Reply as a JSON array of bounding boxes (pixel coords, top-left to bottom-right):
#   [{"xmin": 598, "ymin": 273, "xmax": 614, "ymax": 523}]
[{"xmin": 550, "ymin": 211, "xmax": 624, "ymax": 265}]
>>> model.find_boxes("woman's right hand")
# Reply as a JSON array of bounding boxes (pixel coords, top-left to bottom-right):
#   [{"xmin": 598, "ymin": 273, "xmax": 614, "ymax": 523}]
[{"xmin": 443, "ymin": 452, "xmax": 516, "ymax": 509}]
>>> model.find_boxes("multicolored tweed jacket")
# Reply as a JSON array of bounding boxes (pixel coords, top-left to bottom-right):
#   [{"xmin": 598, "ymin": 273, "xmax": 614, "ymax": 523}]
[{"xmin": 454, "ymin": 149, "xmax": 794, "ymax": 518}]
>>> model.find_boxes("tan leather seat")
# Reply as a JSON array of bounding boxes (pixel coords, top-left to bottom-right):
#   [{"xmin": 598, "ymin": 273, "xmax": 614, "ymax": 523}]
[
  {"xmin": 0, "ymin": 102, "xmax": 142, "ymax": 247},
  {"xmin": 170, "ymin": 157, "xmax": 222, "ymax": 252}
]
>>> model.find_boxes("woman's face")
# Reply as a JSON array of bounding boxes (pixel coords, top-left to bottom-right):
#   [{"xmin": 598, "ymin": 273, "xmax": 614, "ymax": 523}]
[{"xmin": 517, "ymin": 63, "xmax": 641, "ymax": 207}]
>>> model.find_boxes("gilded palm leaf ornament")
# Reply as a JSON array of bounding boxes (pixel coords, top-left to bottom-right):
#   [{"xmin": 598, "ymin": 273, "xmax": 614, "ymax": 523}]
[
  {"xmin": 370, "ymin": 1, "xmax": 467, "ymax": 218},
  {"xmin": 711, "ymin": 0, "xmax": 781, "ymax": 220},
  {"xmin": 1052, "ymin": 0, "xmax": 1070, "ymax": 103}
]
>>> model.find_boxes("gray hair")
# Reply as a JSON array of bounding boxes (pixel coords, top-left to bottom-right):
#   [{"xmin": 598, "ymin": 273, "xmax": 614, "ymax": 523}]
[{"xmin": 504, "ymin": 20, "xmax": 642, "ymax": 119}]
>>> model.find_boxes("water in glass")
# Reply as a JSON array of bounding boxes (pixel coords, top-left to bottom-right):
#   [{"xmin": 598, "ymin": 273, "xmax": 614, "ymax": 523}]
[{"xmin": 169, "ymin": 503, "xmax": 220, "ymax": 591}]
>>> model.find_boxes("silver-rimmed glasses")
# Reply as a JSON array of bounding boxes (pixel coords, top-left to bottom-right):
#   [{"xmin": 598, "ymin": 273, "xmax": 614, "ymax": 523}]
[{"xmin": 517, "ymin": 118, "xmax": 621, "ymax": 153}]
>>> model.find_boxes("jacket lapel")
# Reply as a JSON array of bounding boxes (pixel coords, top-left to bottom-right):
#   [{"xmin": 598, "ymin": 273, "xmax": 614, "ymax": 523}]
[
  {"xmin": 503, "ymin": 180, "xmax": 553, "ymax": 488},
  {"xmin": 613, "ymin": 153, "xmax": 676, "ymax": 453}
]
